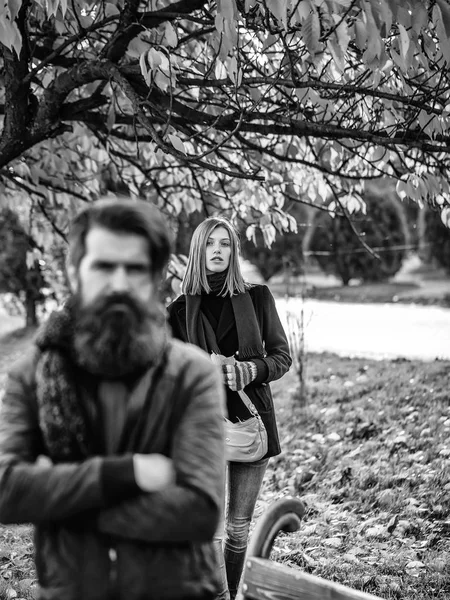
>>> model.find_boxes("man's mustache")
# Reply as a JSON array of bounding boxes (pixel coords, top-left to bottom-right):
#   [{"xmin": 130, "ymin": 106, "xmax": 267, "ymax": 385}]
[
  {"xmin": 72, "ymin": 289, "xmax": 166, "ymax": 331},
  {"xmin": 79, "ymin": 291, "xmax": 147, "ymax": 321}
]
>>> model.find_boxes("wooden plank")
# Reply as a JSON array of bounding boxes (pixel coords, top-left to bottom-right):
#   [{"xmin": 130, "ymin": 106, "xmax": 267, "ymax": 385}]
[{"xmin": 242, "ymin": 557, "xmax": 383, "ymax": 600}]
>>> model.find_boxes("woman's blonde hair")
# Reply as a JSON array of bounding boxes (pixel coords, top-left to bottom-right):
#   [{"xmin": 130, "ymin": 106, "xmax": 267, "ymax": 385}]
[{"xmin": 182, "ymin": 216, "xmax": 249, "ymax": 296}]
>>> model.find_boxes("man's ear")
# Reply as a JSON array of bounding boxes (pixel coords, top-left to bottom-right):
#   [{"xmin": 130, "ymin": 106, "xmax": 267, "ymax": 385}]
[{"xmin": 67, "ymin": 265, "xmax": 78, "ymax": 293}]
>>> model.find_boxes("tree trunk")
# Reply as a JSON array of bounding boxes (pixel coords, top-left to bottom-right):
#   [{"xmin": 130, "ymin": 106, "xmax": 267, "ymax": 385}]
[{"xmin": 24, "ymin": 290, "xmax": 39, "ymax": 327}]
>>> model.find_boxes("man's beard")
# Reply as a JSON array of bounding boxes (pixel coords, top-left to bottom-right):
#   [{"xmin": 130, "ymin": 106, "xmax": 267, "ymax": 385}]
[{"xmin": 71, "ymin": 291, "xmax": 166, "ymax": 378}]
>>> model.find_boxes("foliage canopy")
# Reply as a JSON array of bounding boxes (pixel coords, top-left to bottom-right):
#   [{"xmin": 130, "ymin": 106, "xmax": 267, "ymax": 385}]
[{"xmin": 1, "ymin": 0, "xmax": 450, "ymax": 250}]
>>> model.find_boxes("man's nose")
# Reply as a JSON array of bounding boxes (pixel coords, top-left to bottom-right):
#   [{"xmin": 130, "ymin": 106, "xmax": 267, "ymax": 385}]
[{"xmin": 110, "ymin": 266, "xmax": 130, "ymax": 291}]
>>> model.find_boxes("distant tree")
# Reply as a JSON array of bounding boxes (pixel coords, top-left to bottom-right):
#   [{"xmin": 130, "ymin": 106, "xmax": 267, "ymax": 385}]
[
  {"xmin": 424, "ymin": 207, "xmax": 450, "ymax": 273},
  {"xmin": 0, "ymin": 208, "xmax": 47, "ymax": 326},
  {"xmin": 241, "ymin": 230, "xmax": 288, "ymax": 282},
  {"xmin": 309, "ymin": 194, "xmax": 406, "ymax": 286},
  {"xmin": 241, "ymin": 202, "xmax": 308, "ymax": 281}
]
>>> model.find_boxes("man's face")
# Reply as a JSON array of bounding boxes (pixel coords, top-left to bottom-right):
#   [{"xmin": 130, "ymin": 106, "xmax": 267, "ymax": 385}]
[
  {"xmin": 68, "ymin": 226, "xmax": 155, "ymax": 307},
  {"xmin": 205, "ymin": 226, "xmax": 232, "ymax": 274}
]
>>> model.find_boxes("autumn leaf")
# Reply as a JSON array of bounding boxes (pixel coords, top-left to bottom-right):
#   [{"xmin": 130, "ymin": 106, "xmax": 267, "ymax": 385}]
[
  {"xmin": 303, "ymin": 8, "xmax": 321, "ymax": 56},
  {"xmin": 168, "ymin": 134, "xmax": 187, "ymax": 155}
]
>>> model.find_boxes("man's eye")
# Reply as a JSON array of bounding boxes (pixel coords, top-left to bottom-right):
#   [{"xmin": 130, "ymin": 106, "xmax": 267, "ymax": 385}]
[
  {"xmin": 128, "ymin": 265, "xmax": 148, "ymax": 274},
  {"xmin": 95, "ymin": 262, "xmax": 114, "ymax": 271}
]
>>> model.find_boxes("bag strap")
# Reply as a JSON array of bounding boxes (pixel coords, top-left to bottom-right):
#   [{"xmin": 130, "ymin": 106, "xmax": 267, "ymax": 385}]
[{"xmin": 237, "ymin": 390, "xmax": 260, "ymax": 418}]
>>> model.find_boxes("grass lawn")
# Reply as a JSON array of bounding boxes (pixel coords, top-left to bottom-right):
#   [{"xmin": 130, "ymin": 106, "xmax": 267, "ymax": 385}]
[
  {"xmin": 0, "ymin": 329, "xmax": 449, "ymax": 599},
  {"xmin": 266, "ymin": 357, "xmax": 450, "ymax": 599}
]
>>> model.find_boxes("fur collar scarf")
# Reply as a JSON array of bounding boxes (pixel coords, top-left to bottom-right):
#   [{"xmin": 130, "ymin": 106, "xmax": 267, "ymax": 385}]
[{"xmin": 34, "ymin": 303, "xmax": 167, "ymax": 460}]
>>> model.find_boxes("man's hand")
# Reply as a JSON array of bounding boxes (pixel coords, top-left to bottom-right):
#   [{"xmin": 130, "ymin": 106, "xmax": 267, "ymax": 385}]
[
  {"xmin": 132, "ymin": 454, "xmax": 175, "ymax": 492},
  {"xmin": 35, "ymin": 455, "xmax": 53, "ymax": 467}
]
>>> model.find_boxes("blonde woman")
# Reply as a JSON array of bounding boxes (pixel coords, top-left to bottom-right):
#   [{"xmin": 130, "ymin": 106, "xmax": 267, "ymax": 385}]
[{"xmin": 167, "ymin": 217, "xmax": 291, "ymax": 600}]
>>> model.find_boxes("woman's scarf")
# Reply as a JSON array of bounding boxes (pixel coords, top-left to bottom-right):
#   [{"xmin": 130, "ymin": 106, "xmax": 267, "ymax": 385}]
[
  {"xmin": 185, "ymin": 279, "xmax": 266, "ymax": 360},
  {"xmin": 206, "ymin": 271, "xmax": 228, "ymax": 294}
]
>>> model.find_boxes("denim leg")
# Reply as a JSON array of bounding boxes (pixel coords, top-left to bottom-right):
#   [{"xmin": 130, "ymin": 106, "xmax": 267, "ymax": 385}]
[
  {"xmin": 214, "ymin": 473, "xmax": 230, "ymax": 600},
  {"xmin": 224, "ymin": 458, "xmax": 269, "ymax": 600},
  {"xmin": 213, "ymin": 538, "xmax": 230, "ymax": 600}
]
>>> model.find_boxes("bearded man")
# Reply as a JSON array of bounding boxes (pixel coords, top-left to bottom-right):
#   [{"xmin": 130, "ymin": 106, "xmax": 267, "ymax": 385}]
[{"xmin": 0, "ymin": 198, "xmax": 226, "ymax": 600}]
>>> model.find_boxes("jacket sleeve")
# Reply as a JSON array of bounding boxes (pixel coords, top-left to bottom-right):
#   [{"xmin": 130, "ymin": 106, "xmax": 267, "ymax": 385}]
[
  {"xmin": 0, "ymin": 353, "xmax": 131, "ymax": 524},
  {"xmin": 166, "ymin": 299, "xmax": 186, "ymax": 342},
  {"xmin": 97, "ymin": 355, "xmax": 226, "ymax": 543},
  {"xmin": 252, "ymin": 285, "xmax": 292, "ymax": 384}
]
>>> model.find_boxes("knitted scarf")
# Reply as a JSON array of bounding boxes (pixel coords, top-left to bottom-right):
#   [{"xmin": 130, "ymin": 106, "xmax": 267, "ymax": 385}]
[
  {"xmin": 185, "ymin": 278, "xmax": 266, "ymax": 360},
  {"xmin": 34, "ymin": 304, "xmax": 167, "ymax": 462},
  {"xmin": 206, "ymin": 272, "xmax": 228, "ymax": 295}
]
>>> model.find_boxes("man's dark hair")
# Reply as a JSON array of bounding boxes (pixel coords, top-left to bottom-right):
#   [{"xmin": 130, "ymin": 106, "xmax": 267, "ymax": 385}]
[{"xmin": 67, "ymin": 197, "xmax": 172, "ymax": 278}]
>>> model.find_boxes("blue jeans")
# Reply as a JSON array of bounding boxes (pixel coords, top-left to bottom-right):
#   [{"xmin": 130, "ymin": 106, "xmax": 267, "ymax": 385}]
[{"xmin": 214, "ymin": 458, "xmax": 269, "ymax": 600}]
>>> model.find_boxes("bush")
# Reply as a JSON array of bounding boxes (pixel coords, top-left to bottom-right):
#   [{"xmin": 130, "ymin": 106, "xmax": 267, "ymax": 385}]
[{"xmin": 309, "ymin": 194, "xmax": 406, "ymax": 285}]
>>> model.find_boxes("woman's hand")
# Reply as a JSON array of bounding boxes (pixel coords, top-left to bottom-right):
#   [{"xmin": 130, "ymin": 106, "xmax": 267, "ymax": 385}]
[{"xmin": 222, "ymin": 361, "xmax": 257, "ymax": 391}]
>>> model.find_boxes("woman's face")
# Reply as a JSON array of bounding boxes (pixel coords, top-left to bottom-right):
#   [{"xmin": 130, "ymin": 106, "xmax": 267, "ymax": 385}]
[{"xmin": 205, "ymin": 226, "xmax": 232, "ymax": 274}]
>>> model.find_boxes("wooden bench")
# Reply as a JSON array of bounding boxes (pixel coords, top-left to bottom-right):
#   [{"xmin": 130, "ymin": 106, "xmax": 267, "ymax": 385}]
[{"xmin": 240, "ymin": 497, "xmax": 383, "ymax": 600}]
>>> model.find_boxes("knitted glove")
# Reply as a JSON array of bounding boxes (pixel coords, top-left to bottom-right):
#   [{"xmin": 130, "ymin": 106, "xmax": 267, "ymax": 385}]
[{"xmin": 222, "ymin": 361, "xmax": 258, "ymax": 392}]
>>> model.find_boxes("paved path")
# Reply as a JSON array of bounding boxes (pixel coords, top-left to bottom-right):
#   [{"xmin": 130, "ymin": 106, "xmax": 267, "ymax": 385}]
[
  {"xmin": 0, "ymin": 313, "xmax": 23, "ymax": 337},
  {"xmin": 277, "ymin": 298, "xmax": 450, "ymax": 361}
]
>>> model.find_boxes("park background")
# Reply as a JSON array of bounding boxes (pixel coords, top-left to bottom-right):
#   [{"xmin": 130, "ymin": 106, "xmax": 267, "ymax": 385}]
[{"xmin": 1, "ymin": 0, "xmax": 450, "ymax": 598}]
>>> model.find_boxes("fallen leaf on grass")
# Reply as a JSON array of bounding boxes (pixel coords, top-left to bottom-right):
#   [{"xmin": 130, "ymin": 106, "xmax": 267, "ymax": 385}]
[
  {"xmin": 406, "ymin": 560, "xmax": 426, "ymax": 569},
  {"xmin": 376, "ymin": 489, "xmax": 397, "ymax": 508},
  {"xmin": 323, "ymin": 537, "xmax": 343, "ymax": 548},
  {"xmin": 16, "ymin": 578, "xmax": 35, "ymax": 591},
  {"xmin": 342, "ymin": 552, "xmax": 360, "ymax": 563},
  {"xmin": 301, "ymin": 523, "xmax": 318, "ymax": 536},
  {"xmin": 427, "ymin": 557, "xmax": 448, "ymax": 573},
  {"xmin": 387, "ymin": 514, "xmax": 399, "ymax": 534},
  {"xmin": 365, "ymin": 525, "xmax": 388, "ymax": 539}
]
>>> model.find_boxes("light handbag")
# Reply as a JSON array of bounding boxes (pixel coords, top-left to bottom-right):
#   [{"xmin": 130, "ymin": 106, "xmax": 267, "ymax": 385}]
[
  {"xmin": 211, "ymin": 353, "xmax": 268, "ymax": 462},
  {"xmin": 224, "ymin": 390, "xmax": 268, "ymax": 462}
]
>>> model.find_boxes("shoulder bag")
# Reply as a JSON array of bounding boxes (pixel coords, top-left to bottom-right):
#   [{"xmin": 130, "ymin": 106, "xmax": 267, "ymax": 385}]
[{"xmin": 211, "ymin": 353, "xmax": 268, "ymax": 462}]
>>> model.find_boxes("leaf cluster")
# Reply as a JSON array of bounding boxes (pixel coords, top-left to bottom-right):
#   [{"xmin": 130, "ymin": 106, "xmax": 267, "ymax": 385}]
[{"xmin": 1, "ymin": 0, "xmax": 450, "ymax": 249}]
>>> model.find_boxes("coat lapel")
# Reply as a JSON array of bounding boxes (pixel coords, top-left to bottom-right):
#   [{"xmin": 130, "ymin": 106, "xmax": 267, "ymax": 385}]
[{"xmin": 215, "ymin": 299, "xmax": 235, "ymax": 344}]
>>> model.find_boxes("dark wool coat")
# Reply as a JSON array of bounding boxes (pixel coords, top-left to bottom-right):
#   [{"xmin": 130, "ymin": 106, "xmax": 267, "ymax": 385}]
[
  {"xmin": 0, "ymin": 338, "xmax": 225, "ymax": 600},
  {"xmin": 167, "ymin": 284, "xmax": 292, "ymax": 458}
]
